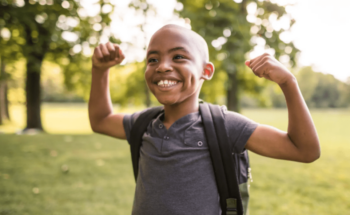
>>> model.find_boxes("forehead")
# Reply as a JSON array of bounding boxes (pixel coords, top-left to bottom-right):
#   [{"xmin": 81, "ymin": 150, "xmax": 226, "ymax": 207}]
[{"xmin": 147, "ymin": 27, "xmax": 196, "ymax": 53}]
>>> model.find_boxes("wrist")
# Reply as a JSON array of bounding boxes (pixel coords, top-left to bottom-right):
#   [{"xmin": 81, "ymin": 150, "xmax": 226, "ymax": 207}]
[
  {"xmin": 279, "ymin": 75, "xmax": 297, "ymax": 89},
  {"xmin": 92, "ymin": 66, "xmax": 110, "ymax": 74}
]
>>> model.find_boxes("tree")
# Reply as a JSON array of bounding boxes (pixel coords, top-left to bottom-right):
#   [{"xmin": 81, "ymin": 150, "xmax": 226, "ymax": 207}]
[
  {"xmin": 0, "ymin": 17, "xmax": 21, "ymax": 124},
  {"xmin": 0, "ymin": 0, "xmax": 114, "ymax": 130},
  {"xmin": 177, "ymin": 0, "xmax": 299, "ymax": 111},
  {"xmin": 128, "ymin": 0, "xmax": 158, "ymax": 107},
  {"xmin": 0, "ymin": 55, "xmax": 10, "ymax": 124},
  {"xmin": 296, "ymin": 67, "xmax": 350, "ymax": 108}
]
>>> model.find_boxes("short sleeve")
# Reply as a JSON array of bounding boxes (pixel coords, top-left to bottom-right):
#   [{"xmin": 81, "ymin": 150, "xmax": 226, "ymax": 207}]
[
  {"xmin": 222, "ymin": 107, "xmax": 259, "ymax": 153},
  {"xmin": 122, "ymin": 108, "xmax": 152, "ymax": 144}
]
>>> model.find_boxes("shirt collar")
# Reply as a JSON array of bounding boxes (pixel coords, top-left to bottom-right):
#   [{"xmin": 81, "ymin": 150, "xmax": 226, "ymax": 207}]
[{"xmin": 154, "ymin": 110, "xmax": 200, "ymax": 129}]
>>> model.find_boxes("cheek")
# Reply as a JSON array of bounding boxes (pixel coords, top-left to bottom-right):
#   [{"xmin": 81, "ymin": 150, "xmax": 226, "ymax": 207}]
[
  {"xmin": 144, "ymin": 69, "xmax": 152, "ymax": 83},
  {"xmin": 182, "ymin": 65, "xmax": 201, "ymax": 87}
]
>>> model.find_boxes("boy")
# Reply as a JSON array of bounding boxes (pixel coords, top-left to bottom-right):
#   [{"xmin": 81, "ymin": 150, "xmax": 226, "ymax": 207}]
[{"xmin": 88, "ymin": 24, "xmax": 320, "ymax": 214}]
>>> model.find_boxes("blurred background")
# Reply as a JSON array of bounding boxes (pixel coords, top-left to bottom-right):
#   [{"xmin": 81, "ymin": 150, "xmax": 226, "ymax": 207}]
[{"xmin": 0, "ymin": 0, "xmax": 349, "ymax": 214}]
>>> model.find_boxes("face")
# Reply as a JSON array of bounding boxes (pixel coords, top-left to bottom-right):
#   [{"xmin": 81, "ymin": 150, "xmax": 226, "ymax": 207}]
[{"xmin": 145, "ymin": 27, "xmax": 212, "ymax": 106}]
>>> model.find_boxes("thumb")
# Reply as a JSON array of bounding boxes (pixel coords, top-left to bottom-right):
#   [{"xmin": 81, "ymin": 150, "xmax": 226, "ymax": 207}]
[{"xmin": 245, "ymin": 60, "xmax": 250, "ymax": 67}]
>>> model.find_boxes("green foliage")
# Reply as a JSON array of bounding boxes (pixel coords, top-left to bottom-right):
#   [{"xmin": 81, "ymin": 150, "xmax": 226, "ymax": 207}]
[
  {"xmin": 296, "ymin": 67, "xmax": 350, "ymax": 108},
  {"xmin": 109, "ymin": 62, "xmax": 150, "ymax": 106},
  {"xmin": 177, "ymin": 0, "xmax": 299, "ymax": 110},
  {"xmin": 258, "ymin": 67, "xmax": 350, "ymax": 108},
  {"xmin": 243, "ymin": 66, "xmax": 350, "ymax": 108},
  {"xmin": 0, "ymin": 0, "xmax": 116, "ymax": 95}
]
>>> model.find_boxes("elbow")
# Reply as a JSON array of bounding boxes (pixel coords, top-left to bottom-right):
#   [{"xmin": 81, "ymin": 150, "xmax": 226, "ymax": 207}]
[
  {"xmin": 301, "ymin": 146, "xmax": 321, "ymax": 163},
  {"xmin": 90, "ymin": 122, "xmax": 103, "ymax": 134},
  {"xmin": 90, "ymin": 124, "xmax": 99, "ymax": 133},
  {"xmin": 89, "ymin": 116, "xmax": 105, "ymax": 134},
  {"xmin": 302, "ymin": 153, "xmax": 320, "ymax": 163},
  {"xmin": 90, "ymin": 125, "xmax": 99, "ymax": 133}
]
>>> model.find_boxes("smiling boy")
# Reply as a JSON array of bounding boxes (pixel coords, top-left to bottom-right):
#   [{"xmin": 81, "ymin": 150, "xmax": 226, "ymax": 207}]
[{"xmin": 89, "ymin": 24, "xmax": 320, "ymax": 214}]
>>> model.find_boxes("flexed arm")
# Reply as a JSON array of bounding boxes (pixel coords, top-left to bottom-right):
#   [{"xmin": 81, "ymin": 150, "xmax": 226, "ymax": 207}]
[
  {"xmin": 245, "ymin": 53, "xmax": 320, "ymax": 163},
  {"xmin": 88, "ymin": 42, "xmax": 127, "ymax": 139}
]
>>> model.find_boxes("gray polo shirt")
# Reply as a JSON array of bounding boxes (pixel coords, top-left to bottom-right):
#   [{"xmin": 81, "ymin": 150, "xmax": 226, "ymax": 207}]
[{"xmin": 123, "ymin": 106, "xmax": 258, "ymax": 215}]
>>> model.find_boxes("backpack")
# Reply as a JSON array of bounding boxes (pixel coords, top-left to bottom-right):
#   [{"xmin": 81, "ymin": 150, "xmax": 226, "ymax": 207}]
[{"xmin": 129, "ymin": 102, "xmax": 252, "ymax": 215}]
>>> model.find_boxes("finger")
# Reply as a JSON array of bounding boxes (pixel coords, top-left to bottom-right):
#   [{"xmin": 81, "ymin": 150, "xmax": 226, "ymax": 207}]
[
  {"xmin": 250, "ymin": 53, "xmax": 270, "ymax": 69},
  {"xmin": 113, "ymin": 44, "xmax": 121, "ymax": 59},
  {"xmin": 114, "ymin": 44, "xmax": 125, "ymax": 63},
  {"xmin": 94, "ymin": 46, "xmax": 104, "ymax": 61},
  {"xmin": 245, "ymin": 60, "xmax": 250, "ymax": 67},
  {"xmin": 107, "ymin": 42, "xmax": 115, "ymax": 60},
  {"xmin": 247, "ymin": 54, "xmax": 262, "ymax": 67},
  {"xmin": 253, "ymin": 61, "xmax": 268, "ymax": 78},
  {"xmin": 251, "ymin": 55, "xmax": 271, "ymax": 75},
  {"xmin": 250, "ymin": 55, "xmax": 266, "ymax": 70},
  {"xmin": 99, "ymin": 43, "xmax": 110, "ymax": 62},
  {"xmin": 119, "ymin": 48, "xmax": 125, "ymax": 60}
]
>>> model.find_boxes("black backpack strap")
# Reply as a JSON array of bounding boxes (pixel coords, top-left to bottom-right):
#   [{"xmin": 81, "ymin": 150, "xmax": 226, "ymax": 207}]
[
  {"xmin": 199, "ymin": 103, "xmax": 230, "ymax": 215},
  {"xmin": 209, "ymin": 103, "xmax": 244, "ymax": 215},
  {"xmin": 129, "ymin": 106, "xmax": 163, "ymax": 181}
]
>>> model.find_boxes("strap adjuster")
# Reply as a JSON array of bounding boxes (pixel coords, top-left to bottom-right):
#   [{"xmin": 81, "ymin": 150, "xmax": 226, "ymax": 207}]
[{"xmin": 226, "ymin": 198, "xmax": 237, "ymax": 214}]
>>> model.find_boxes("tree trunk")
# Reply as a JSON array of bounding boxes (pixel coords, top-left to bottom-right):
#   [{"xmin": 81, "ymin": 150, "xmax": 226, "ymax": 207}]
[
  {"xmin": 4, "ymin": 82, "xmax": 9, "ymax": 120},
  {"xmin": 0, "ymin": 56, "xmax": 9, "ymax": 124},
  {"xmin": 23, "ymin": 23, "xmax": 50, "ymax": 131},
  {"xmin": 25, "ymin": 57, "xmax": 43, "ymax": 130},
  {"xmin": 226, "ymin": 72, "xmax": 239, "ymax": 112}
]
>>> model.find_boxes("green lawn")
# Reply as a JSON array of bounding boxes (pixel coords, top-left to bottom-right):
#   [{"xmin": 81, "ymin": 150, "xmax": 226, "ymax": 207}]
[{"xmin": 0, "ymin": 104, "xmax": 349, "ymax": 215}]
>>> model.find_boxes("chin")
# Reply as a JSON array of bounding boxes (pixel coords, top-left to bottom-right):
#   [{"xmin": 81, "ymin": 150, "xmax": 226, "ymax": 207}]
[{"xmin": 156, "ymin": 95, "xmax": 180, "ymax": 106}]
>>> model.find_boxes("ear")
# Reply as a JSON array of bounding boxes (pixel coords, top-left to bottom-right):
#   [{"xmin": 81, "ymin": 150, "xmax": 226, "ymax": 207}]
[{"xmin": 201, "ymin": 62, "xmax": 215, "ymax": 80}]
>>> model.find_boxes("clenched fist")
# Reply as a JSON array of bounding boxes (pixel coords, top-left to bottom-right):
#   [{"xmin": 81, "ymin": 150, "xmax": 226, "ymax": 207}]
[
  {"xmin": 245, "ymin": 53, "xmax": 295, "ymax": 86},
  {"xmin": 92, "ymin": 42, "xmax": 125, "ymax": 71}
]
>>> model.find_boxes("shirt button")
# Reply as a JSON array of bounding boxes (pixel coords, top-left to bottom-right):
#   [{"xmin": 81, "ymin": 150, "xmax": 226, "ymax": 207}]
[
  {"xmin": 166, "ymin": 136, "xmax": 170, "ymax": 140},
  {"xmin": 159, "ymin": 124, "xmax": 163, "ymax": 129},
  {"xmin": 197, "ymin": 141, "xmax": 203, "ymax": 146}
]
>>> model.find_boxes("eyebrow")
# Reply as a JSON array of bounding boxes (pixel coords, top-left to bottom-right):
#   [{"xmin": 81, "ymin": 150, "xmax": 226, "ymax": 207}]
[{"xmin": 147, "ymin": 46, "xmax": 189, "ymax": 57}]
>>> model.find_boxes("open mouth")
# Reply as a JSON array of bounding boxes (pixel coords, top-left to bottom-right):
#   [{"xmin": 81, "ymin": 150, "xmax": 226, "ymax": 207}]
[{"xmin": 156, "ymin": 79, "xmax": 179, "ymax": 88}]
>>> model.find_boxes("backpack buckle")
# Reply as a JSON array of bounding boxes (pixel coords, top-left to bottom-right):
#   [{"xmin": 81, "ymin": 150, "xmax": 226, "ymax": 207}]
[{"xmin": 226, "ymin": 198, "xmax": 237, "ymax": 215}]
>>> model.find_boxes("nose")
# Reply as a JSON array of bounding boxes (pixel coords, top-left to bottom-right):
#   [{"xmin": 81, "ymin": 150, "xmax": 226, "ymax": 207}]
[{"xmin": 156, "ymin": 59, "xmax": 172, "ymax": 73}]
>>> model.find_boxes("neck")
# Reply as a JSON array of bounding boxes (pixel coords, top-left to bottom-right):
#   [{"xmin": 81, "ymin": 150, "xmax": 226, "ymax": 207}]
[{"xmin": 162, "ymin": 97, "xmax": 199, "ymax": 129}]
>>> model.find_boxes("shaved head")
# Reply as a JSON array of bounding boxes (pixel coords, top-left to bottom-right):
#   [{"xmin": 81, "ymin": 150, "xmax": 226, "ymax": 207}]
[
  {"xmin": 149, "ymin": 24, "xmax": 210, "ymax": 64},
  {"xmin": 144, "ymin": 24, "xmax": 215, "ymax": 106}
]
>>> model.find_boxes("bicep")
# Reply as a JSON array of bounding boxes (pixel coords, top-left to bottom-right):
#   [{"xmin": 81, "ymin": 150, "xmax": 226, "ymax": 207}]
[
  {"xmin": 245, "ymin": 124, "xmax": 302, "ymax": 162},
  {"xmin": 90, "ymin": 113, "xmax": 127, "ymax": 140}
]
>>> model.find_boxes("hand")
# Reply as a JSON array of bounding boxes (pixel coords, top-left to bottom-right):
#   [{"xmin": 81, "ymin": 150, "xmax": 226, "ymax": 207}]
[
  {"xmin": 92, "ymin": 42, "xmax": 125, "ymax": 71},
  {"xmin": 245, "ymin": 53, "xmax": 295, "ymax": 86}
]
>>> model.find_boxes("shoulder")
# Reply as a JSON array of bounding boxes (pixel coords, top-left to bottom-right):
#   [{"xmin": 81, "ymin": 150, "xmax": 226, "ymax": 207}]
[
  {"xmin": 221, "ymin": 106, "xmax": 256, "ymax": 126},
  {"xmin": 124, "ymin": 107, "xmax": 163, "ymax": 126},
  {"xmin": 123, "ymin": 107, "xmax": 163, "ymax": 143},
  {"xmin": 219, "ymin": 105, "xmax": 259, "ymax": 153}
]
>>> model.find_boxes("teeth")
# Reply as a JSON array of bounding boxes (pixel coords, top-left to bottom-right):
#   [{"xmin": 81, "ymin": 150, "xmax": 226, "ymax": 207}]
[{"xmin": 157, "ymin": 80, "xmax": 178, "ymax": 87}]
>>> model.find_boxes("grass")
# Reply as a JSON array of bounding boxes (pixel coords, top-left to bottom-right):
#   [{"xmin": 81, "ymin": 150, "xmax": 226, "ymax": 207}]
[
  {"xmin": 0, "ymin": 104, "xmax": 349, "ymax": 215},
  {"xmin": 244, "ymin": 109, "xmax": 350, "ymax": 214}
]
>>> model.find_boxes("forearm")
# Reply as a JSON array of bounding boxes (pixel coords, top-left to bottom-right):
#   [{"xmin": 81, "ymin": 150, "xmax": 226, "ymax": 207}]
[
  {"xmin": 280, "ymin": 77, "xmax": 320, "ymax": 162},
  {"xmin": 88, "ymin": 68, "xmax": 113, "ymax": 128}
]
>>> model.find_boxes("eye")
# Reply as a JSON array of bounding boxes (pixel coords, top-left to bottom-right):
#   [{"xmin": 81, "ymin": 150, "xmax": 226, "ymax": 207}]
[
  {"xmin": 148, "ymin": 58, "xmax": 158, "ymax": 63},
  {"xmin": 173, "ymin": 55, "xmax": 185, "ymax": 60}
]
